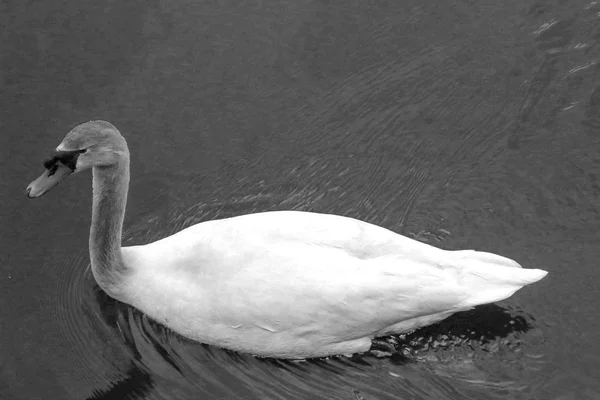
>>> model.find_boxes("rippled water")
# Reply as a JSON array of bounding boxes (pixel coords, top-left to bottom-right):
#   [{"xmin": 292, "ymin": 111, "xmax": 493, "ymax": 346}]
[{"xmin": 2, "ymin": 0, "xmax": 600, "ymax": 399}]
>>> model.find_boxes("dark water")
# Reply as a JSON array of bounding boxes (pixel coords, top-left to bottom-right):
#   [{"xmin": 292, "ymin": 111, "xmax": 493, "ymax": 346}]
[{"xmin": 2, "ymin": 0, "xmax": 600, "ymax": 399}]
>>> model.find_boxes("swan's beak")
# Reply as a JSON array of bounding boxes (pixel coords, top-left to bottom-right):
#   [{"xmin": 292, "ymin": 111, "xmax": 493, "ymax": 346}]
[
  {"xmin": 26, "ymin": 163, "xmax": 73, "ymax": 198},
  {"xmin": 26, "ymin": 150, "xmax": 81, "ymax": 198}
]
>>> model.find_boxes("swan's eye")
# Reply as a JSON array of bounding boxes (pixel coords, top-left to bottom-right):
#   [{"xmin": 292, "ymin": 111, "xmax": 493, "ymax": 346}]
[{"xmin": 79, "ymin": 149, "xmax": 87, "ymax": 154}]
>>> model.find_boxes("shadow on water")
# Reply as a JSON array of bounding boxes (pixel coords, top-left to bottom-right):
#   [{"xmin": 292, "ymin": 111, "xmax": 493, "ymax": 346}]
[
  {"xmin": 382, "ymin": 304, "xmax": 533, "ymax": 356},
  {"xmin": 87, "ymin": 363, "xmax": 153, "ymax": 400}
]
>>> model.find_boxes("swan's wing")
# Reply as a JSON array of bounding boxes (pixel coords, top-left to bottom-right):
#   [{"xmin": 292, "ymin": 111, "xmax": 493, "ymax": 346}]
[
  {"xmin": 190, "ymin": 210, "xmax": 437, "ymax": 259},
  {"xmin": 122, "ymin": 211, "xmax": 465, "ymax": 342}
]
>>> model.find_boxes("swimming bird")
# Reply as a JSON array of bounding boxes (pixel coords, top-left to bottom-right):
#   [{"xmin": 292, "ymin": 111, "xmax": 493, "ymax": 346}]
[{"xmin": 26, "ymin": 121, "xmax": 547, "ymax": 359}]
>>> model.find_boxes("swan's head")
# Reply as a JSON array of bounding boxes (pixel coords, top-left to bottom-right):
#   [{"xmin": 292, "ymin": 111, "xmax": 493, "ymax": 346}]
[{"xmin": 26, "ymin": 120, "xmax": 129, "ymax": 198}]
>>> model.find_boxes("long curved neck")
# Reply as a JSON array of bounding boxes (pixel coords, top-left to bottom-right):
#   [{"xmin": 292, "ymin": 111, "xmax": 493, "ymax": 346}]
[{"xmin": 89, "ymin": 156, "xmax": 130, "ymax": 293}]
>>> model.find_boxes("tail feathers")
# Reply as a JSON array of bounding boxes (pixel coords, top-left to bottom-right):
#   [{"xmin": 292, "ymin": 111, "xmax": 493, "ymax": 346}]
[
  {"xmin": 453, "ymin": 249, "xmax": 523, "ymax": 269},
  {"xmin": 450, "ymin": 250, "xmax": 548, "ymax": 308}
]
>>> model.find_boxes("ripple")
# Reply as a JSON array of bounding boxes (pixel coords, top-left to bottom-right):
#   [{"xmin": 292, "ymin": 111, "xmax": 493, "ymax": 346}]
[{"xmin": 51, "ymin": 238, "xmax": 107, "ymax": 390}]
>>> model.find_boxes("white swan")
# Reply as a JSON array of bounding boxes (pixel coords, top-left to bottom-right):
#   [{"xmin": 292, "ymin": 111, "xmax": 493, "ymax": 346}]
[{"xmin": 26, "ymin": 121, "xmax": 547, "ymax": 359}]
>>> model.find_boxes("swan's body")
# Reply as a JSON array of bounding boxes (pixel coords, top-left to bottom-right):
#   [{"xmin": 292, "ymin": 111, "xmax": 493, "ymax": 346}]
[{"xmin": 27, "ymin": 121, "xmax": 548, "ymax": 359}]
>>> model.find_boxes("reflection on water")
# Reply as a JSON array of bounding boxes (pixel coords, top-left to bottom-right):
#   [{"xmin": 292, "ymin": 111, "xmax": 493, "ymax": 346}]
[
  {"xmin": 3, "ymin": 0, "xmax": 600, "ymax": 399},
  {"xmin": 89, "ymin": 364, "xmax": 153, "ymax": 400}
]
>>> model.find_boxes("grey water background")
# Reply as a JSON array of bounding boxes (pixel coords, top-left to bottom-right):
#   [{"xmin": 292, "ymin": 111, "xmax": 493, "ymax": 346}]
[{"xmin": 1, "ymin": 0, "xmax": 599, "ymax": 399}]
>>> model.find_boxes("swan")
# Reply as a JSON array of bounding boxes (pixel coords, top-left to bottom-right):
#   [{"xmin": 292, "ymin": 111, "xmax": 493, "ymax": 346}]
[{"xmin": 26, "ymin": 121, "xmax": 547, "ymax": 359}]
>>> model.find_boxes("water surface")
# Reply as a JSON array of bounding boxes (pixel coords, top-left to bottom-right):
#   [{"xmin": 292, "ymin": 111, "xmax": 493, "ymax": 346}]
[{"xmin": 1, "ymin": 0, "xmax": 600, "ymax": 399}]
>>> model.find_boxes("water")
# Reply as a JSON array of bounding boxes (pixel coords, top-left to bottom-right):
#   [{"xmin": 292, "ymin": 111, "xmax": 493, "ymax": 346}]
[{"xmin": 1, "ymin": 0, "xmax": 599, "ymax": 398}]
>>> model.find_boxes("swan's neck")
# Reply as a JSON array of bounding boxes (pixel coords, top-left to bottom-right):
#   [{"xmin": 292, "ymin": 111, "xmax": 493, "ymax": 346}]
[{"xmin": 90, "ymin": 157, "xmax": 130, "ymax": 294}]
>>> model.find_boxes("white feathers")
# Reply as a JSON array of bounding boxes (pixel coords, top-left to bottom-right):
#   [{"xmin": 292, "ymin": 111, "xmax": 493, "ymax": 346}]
[{"xmin": 120, "ymin": 211, "xmax": 547, "ymax": 358}]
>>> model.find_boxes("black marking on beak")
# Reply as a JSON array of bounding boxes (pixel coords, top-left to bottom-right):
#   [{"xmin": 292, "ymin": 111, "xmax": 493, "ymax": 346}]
[
  {"xmin": 47, "ymin": 163, "xmax": 59, "ymax": 176},
  {"xmin": 43, "ymin": 150, "xmax": 81, "ymax": 172}
]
